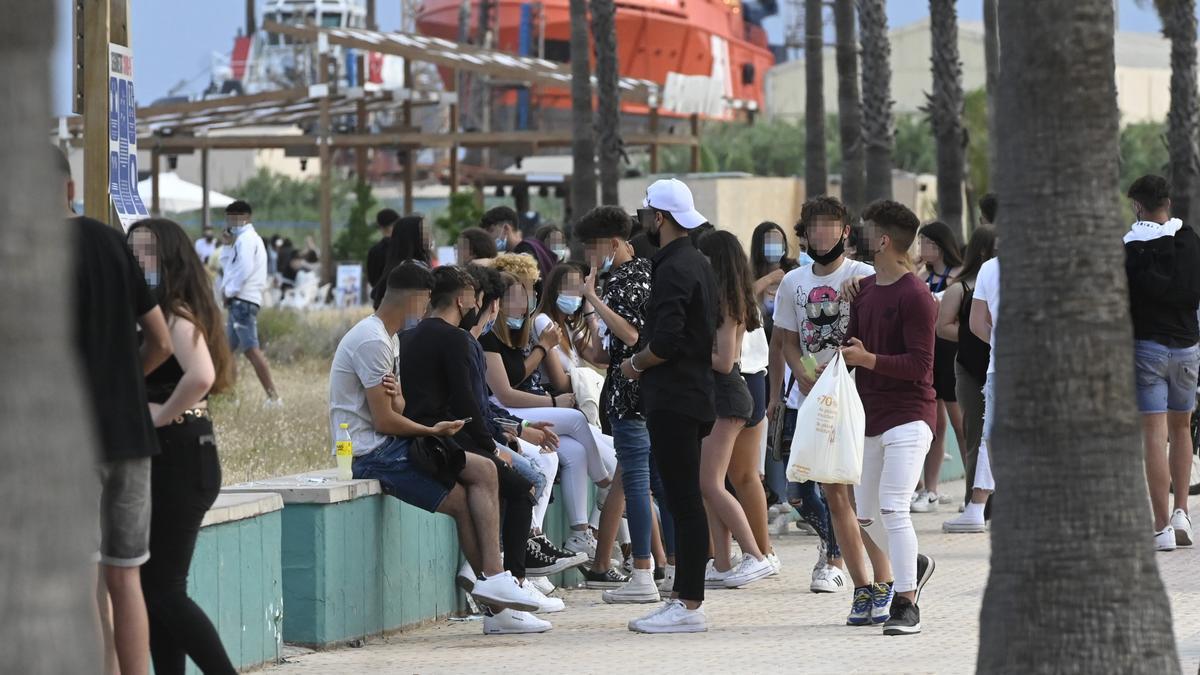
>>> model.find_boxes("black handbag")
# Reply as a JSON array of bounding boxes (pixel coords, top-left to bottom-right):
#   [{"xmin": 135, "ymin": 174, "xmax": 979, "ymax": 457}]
[
  {"xmin": 768, "ymin": 375, "xmax": 796, "ymax": 461},
  {"xmin": 408, "ymin": 434, "xmax": 466, "ymax": 488}
]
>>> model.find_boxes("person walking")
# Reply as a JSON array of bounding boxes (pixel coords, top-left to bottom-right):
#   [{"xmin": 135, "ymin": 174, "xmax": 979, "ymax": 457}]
[
  {"xmin": 127, "ymin": 219, "xmax": 238, "ymax": 674},
  {"xmin": 620, "ymin": 179, "xmax": 719, "ymax": 633},
  {"xmin": 220, "ymin": 200, "xmax": 279, "ymax": 404}
]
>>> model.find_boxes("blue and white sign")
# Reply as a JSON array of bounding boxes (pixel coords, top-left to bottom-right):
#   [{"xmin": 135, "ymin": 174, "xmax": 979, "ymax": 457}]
[{"xmin": 109, "ymin": 44, "xmax": 148, "ymax": 230}]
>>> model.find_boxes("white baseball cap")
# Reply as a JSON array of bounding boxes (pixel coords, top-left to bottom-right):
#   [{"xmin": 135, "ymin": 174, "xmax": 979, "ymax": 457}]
[{"xmin": 643, "ymin": 178, "xmax": 707, "ymax": 230}]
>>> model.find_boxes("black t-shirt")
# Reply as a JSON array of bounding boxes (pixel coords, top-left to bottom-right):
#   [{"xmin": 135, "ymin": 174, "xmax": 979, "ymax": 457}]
[
  {"xmin": 73, "ymin": 217, "xmax": 161, "ymax": 461},
  {"xmin": 479, "ymin": 331, "xmax": 548, "ymax": 395},
  {"xmin": 366, "ymin": 238, "xmax": 389, "ymax": 289}
]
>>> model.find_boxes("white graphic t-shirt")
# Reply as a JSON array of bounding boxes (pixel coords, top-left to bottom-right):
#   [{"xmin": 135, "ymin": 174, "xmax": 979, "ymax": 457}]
[{"xmin": 773, "ymin": 258, "xmax": 875, "ymax": 409}]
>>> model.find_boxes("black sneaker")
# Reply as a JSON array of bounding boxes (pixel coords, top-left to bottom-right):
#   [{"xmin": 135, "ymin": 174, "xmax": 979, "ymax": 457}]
[
  {"xmin": 883, "ymin": 595, "xmax": 921, "ymax": 635},
  {"xmin": 654, "ymin": 566, "xmax": 665, "ymax": 583},
  {"xmin": 524, "ymin": 538, "xmax": 584, "ymax": 577},
  {"xmin": 582, "ymin": 565, "xmax": 630, "ymax": 589},
  {"xmin": 535, "ymin": 535, "xmax": 585, "ymax": 565},
  {"xmin": 915, "ymin": 553, "xmax": 936, "ymax": 605}
]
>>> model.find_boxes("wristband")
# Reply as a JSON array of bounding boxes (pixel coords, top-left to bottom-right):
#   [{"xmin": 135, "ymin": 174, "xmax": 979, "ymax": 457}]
[
  {"xmin": 532, "ymin": 344, "xmax": 547, "ymax": 358},
  {"xmin": 521, "ymin": 420, "xmax": 530, "ymax": 428},
  {"xmin": 630, "ymin": 355, "xmax": 645, "ymax": 374},
  {"xmin": 584, "ymin": 311, "xmax": 597, "ymax": 318}
]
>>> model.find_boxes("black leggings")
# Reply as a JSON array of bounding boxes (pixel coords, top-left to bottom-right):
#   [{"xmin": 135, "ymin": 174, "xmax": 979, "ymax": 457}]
[
  {"xmin": 474, "ymin": 449, "xmax": 534, "ymax": 580},
  {"xmin": 647, "ymin": 410, "xmax": 713, "ymax": 603},
  {"xmin": 140, "ymin": 417, "xmax": 236, "ymax": 675}
]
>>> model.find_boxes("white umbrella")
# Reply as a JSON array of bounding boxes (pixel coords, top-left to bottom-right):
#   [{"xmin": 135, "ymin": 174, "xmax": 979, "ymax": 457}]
[{"xmin": 137, "ymin": 171, "xmax": 236, "ymax": 213}]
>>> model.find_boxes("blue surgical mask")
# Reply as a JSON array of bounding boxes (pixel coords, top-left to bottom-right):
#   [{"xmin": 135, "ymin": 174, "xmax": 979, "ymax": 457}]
[
  {"xmin": 600, "ymin": 254, "xmax": 615, "ymax": 273},
  {"xmin": 556, "ymin": 295, "xmax": 583, "ymax": 314},
  {"xmin": 483, "ymin": 318, "xmax": 496, "ymax": 334},
  {"xmin": 495, "ymin": 237, "xmax": 508, "ymax": 252},
  {"xmin": 144, "ymin": 270, "xmax": 160, "ymax": 289},
  {"xmin": 764, "ymin": 243, "xmax": 785, "ymax": 261},
  {"xmin": 552, "ymin": 246, "xmax": 569, "ymax": 261},
  {"xmin": 528, "ymin": 296, "xmax": 537, "ymax": 315},
  {"xmin": 506, "ymin": 316, "xmax": 525, "ymax": 330}
]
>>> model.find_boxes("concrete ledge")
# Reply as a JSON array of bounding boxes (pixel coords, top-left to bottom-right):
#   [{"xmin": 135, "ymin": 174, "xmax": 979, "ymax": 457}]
[
  {"xmin": 201, "ymin": 492, "xmax": 284, "ymax": 528},
  {"xmin": 225, "ymin": 468, "xmax": 380, "ymax": 505}
]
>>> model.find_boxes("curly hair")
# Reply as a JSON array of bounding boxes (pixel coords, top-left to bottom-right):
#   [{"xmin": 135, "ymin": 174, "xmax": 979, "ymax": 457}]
[
  {"xmin": 492, "ymin": 252, "xmax": 541, "ymax": 288},
  {"xmin": 862, "ymin": 200, "xmax": 921, "ymax": 252},
  {"xmin": 795, "ymin": 196, "xmax": 848, "ymax": 240}
]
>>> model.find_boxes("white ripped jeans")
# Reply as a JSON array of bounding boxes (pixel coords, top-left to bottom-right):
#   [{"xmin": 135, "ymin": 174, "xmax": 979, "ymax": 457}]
[
  {"xmin": 854, "ymin": 420, "xmax": 934, "ymax": 593},
  {"xmin": 514, "ymin": 438, "xmax": 560, "ymax": 530},
  {"xmin": 505, "ymin": 406, "xmax": 617, "ymax": 527}
]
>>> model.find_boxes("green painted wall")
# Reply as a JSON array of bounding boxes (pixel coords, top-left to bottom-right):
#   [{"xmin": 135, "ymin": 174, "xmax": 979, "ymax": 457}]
[{"xmin": 183, "ymin": 510, "xmax": 283, "ymax": 674}]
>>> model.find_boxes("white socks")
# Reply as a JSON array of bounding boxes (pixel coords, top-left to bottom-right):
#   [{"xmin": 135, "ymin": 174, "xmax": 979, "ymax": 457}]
[{"xmin": 964, "ymin": 502, "xmax": 986, "ymax": 521}]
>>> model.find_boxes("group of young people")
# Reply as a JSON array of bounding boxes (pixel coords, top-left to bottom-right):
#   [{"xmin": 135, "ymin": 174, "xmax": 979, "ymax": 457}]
[{"xmin": 332, "ymin": 173, "xmax": 1019, "ymax": 637}]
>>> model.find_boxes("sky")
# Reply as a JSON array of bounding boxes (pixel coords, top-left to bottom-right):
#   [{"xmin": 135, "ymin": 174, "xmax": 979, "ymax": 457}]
[{"xmin": 50, "ymin": 0, "xmax": 1167, "ymax": 116}]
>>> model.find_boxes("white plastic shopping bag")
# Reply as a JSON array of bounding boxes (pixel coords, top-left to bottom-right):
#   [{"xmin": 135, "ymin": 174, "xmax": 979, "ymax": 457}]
[{"xmin": 785, "ymin": 351, "xmax": 866, "ymax": 484}]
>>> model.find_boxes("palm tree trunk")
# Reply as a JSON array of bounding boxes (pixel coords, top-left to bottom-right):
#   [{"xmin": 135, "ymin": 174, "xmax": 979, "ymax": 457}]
[
  {"xmin": 805, "ymin": 0, "xmax": 827, "ymax": 198},
  {"xmin": 835, "ymin": 0, "xmax": 865, "ymax": 217},
  {"xmin": 983, "ymin": 0, "xmax": 1000, "ymax": 184},
  {"xmin": 569, "ymin": 0, "xmax": 597, "ymax": 220},
  {"xmin": 857, "ymin": 0, "xmax": 893, "ymax": 202},
  {"xmin": 926, "ymin": 0, "xmax": 965, "ymax": 231},
  {"xmin": 979, "ymin": 1, "xmax": 1179, "ymax": 672},
  {"xmin": 0, "ymin": 1, "xmax": 98, "ymax": 670},
  {"xmin": 591, "ymin": 0, "xmax": 621, "ymax": 206},
  {"xmin": 1157, "ymin": 0, "xmax": 1199, "ymax": 224}
]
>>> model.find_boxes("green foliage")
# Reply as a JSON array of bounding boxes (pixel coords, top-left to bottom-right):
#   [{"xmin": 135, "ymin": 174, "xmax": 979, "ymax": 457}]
[
  {"xmin": 333, "ymin": 181, "xmax": 377, "ymax": 264},
  {"xmin": 1120, "ymin": 121, "xmax": 1169, "ymax": 191},
  {"xmin": 227, "ymin": 168, "xmax": 355, "ymax": 224},
  {"xmin": 963, "ymin": 88, "xmax": 991, "ymax": 197},
  {"xmin": 893, "ymin": 114, "xmax": 937, "ymax": 175},
  {"xmin": 435, "ymin": 190, "xmax": 485, "ymax": 243}
]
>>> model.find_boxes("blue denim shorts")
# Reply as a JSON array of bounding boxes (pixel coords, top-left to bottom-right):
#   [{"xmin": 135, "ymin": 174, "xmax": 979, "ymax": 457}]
[
  {"xmin": 741, "ymin": 371, "xmax": 768, "ymax": 428},
  {"xmin": 226, "ymin": 299, "xmax": 261, "ymax": 353},
  {"xmin": 352, "ymin": 437, "xmax": 450, "ymax": 513},
  {"xmin": 1134, "ymin": 340, "xmax": 1200, "ymax": 414}
]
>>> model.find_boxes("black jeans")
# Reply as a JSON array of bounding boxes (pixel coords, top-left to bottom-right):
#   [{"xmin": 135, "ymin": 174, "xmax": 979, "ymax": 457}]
[
  {"xmin": 646, "ymin": 410, "xmax": 713, "ymax": 603},
  {"xmin": 474, "ymin": 449, "xmax": 534, "ymax": 580},
  {"xmin": 140, "ymin": 417, "xmax": 236, "ymax": 675}
]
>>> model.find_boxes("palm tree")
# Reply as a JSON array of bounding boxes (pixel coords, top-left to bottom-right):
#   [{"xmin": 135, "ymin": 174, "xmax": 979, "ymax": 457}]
[
  {"xmin": 834, "ymin": 0, "xmax": 865, "ymax": 217},
  {"xmin": 925, "ymin": 0, "xmax": 964, "ymax": 230},
  {"xmin": 857, "ymin": 0, "xmax": 894, "ymax": 201},
  {"xmin": 568, "ymin": 0, "xmax": 597, "ymax": 220},
  {"xmin": 1150, "ymin": 0, "xmax": 1198, "ymax": 223},
  {"xmin": 983, "ymin": 0, "xmax": 999, "ymax": 182},
  {"xmin": 0, "ymin": 1, "xmax": 98, "ymax": 670},
  {"xmin": 805, "ymin": 0, "xmax": 827, "ymax": 198},
  {"xmin": 591, "ymin": 0, "xmax": 622, "ymax": 206},
  {"xmin": 978, "ymin": 1, "xmax": 1179, "ymax": 671}
]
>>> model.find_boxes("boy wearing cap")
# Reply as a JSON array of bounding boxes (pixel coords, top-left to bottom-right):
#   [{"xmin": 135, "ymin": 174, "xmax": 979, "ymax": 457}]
[{"xmin": 620, "ymin": 179, "xmax": 720, "ymax": 633}]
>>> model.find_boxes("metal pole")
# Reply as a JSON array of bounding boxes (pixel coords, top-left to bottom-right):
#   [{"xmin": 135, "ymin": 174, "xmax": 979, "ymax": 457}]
[
  {"xmin": 403, "ymin": 58, "xmax": 414, "ymax": 214},
  {"xmin": 449, "ymin": 69, "xmax": 460, "ymax": 194},
  {"xmin": 319, "ymin": 54, "xmax": 334, "ymax": 286},
  {"xmin": 150, "ymin": 148, "xmax": 160, "ymax": 216},
  {"xmin": 355, "ymin": 54, "xmax": 368, "ymax": 181},
  {"xmin": 649, "ymin": 106, "xmax": 660, "ymax": 174},
  {"xmin": 82, "ymin": 0, "xmax": 112, "ymax": 225}
]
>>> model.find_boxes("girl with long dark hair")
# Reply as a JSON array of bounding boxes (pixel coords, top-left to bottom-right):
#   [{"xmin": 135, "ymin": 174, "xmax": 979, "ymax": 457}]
[
  {"xmin": 936, "ymin": 226, "xmax": 997, "ymax": 529},
  {"xmin": 695, "ymin": 230, "xmax": 774, "ymax": 588},
  {"xmin": 127, "ymin": 219, "xmax": 237, "ymax": 675},
  {"xmin": 371, "ymin": 214, "xmax": 431, "ymax": 308},
  {"xmin": 910, "ymin": 221, "xmax": 967, "ymax": 513}
]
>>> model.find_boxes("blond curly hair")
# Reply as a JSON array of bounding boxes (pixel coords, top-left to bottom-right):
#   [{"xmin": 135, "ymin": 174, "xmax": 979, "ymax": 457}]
[{"xmin": 492, "ymin": 252, "xmax": 541, "ymax": 288}]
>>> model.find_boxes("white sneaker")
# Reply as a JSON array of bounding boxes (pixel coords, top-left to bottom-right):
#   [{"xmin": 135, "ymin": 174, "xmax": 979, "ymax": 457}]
[
  {"xmin": 603, "ymin": 569, "xmax": 661, "ymax": 604},
  {"xmin": 471, "ymin": 571, "xmax": 540, "ymax": 612},
  {"xmin": 723, "ymin": 553, "xmax": 774, "ymax": 589},
  {"xmin": 658, "ymin": 564, "xmax": 676, "ymax": 593},
  {"xmin": 263, "ymin": 397, "xmax": 284, "ymax": 409},
  {"xmin": 528, "ymin": 576, "xmax": 556, "ymax": 596},
  {"xmin": 1155, "ymin": 526, "xmax": 1177, "ymax": 552},
  {"xmin": 564, "ymin": 530, "xmax": 599, "ymax": 561},
  {"xmin": 628, "ymin": 600, "xmax": 707, "ymax": 634},
  {"xmin": 704, "ymin": 559, "xmax": 732, "ymax": 588},
  {"xmin": 942, "ymin": 511, "xmax": 987, "ymax": 534},
  {"xmin": 483, "ymin": 608, "xmax": 552, "ymax": 635},
  {"xmin": 767, "ymin": 551, "xmax": 782, "ymax": 576},
  {"xmin": 770, "ymin": 511, "xmax": 792, "ymax": 536},
  {"xmin": 523, "ymin": 581, "xmax": 565, "ymax": 613},
  {"xmin": 1171, "ymin": 509, "xmax": 1193, "ymax": 547},
  {"xmin": 810, "ymin": 564, "xmax": 849, "ymax": 593},
  {"xmin": 456, "ymin": 560, "xmax": 477, "ymax": 593},
  {"xmin": 813, "ymin": 538, "xmax": 828, "ymax": 573},
  {"xmin": 910, "ymin": 490, "xmax": 938, "ymax": 513}
]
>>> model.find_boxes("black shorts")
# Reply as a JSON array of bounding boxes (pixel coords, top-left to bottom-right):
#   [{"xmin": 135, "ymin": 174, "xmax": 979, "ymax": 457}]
[
  {"xmin": 934, "ymin": 338, "xmax": 958, "ymax": 402},
  {"xmin": 715, "ymin": 367, "xmax": 754, "ymax": 422},
  {"xmin": 741, "ymin": 370, "xmax": 767, "ymax": 427}
]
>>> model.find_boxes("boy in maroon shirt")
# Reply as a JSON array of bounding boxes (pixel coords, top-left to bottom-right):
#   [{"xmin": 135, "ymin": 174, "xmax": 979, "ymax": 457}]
[{"xmin": 841, "ymin": 200, "xmax": 938, "ymax": 635}]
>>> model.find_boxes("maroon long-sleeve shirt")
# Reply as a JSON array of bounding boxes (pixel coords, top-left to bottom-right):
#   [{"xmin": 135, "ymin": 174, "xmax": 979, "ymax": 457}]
[{"xmin": 846, "ymin": 273, "xmax": 938, "ymax": 437}]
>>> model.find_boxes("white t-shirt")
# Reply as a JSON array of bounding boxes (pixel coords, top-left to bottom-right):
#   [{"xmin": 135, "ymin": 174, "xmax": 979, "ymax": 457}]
[
  {"xmin": 974, "ymin": 257, "xmax": 1001, "ymax": 374},
  {"xmin": 533, "ymin": 313, "xmax": 581, "ymax": 372},
  {"xmin": 740, "ymin": 324, "xmax": 770, "ymax": 374},
  {"xmin": 329, "ymin": 315, "xmax": 397, "ymax": 456},
  {"xmin": 773, "ymin": 258, "xmax": 875, "ymax": 409},
  {"xmin": 195, "ymin": 237, "xmax": 217, "ymax": 264}
]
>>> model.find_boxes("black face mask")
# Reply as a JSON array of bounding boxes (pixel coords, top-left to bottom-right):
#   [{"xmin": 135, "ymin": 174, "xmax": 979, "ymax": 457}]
[
  {"xmin": 810, "ymin": 237, "xmax": 846, "ymax": 266},
  {"xmin": 459, "ymin": 307, "xmax": 480, "ymax": 331}
]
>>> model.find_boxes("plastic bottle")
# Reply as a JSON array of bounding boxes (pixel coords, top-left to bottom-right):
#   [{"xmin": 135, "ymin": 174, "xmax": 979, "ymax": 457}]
[{"xmin": 336, "ymin": 423, "xmax": 353, "ymax": 481}]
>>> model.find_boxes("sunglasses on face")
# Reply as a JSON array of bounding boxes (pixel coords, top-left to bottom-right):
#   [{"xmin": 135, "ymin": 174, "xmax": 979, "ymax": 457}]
[{"xmin": 806, "ymin": 300, "xmax": 839, "ymax": 319}]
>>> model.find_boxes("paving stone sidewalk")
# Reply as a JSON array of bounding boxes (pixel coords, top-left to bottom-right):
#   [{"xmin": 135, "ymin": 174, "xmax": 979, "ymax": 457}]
[{"xmin": 269, "ymin": 481, "xmax": 1200, "ymax": 674}]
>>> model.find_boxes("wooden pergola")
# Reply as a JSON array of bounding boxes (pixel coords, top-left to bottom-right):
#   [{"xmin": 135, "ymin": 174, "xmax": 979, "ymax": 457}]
[{"xmin": 69, "ymin": 18, "xmax": 700, "ymax": 283}]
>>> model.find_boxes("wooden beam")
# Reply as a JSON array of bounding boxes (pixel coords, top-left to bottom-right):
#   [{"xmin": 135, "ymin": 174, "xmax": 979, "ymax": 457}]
[
  {"xmin": 403, "ymin": 57, "xmax": 414, "ymax": 214},
  {"xmin": 318, "ymin": 54, "xmax": 334, "ymax": 286},
  {"xmin": 150, "ymin": 149, "xmax": 160, "ymax": 216},
  {"xmin": 201, "ymin": 147, "xmax": 210, "ymax": 229},
  {"xmin": 137, "ymin": 130, "xmax": 699, "ymax": 151},
  {"xmin": 81, "ymin": 0, "xmax": 111, "ymax": 224},
  {"xmin": 689, "ymin": 113, "xmax": 700, "ymax": 173},
  {"xmin": 355, "ymin": 55, "xmax": 368, "ymax": 181},
  {"xmin": 649, "ymin": 106, "xmax": 660, "ymax": 174},
  {"xmin": 448, "ymin": 74, "xmax": 459, "ymax": 194}
]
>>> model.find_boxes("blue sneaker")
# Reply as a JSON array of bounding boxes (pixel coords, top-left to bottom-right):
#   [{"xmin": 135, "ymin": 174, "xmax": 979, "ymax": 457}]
[
  {"xmin": 870, "ymin": 582, "xmax": 894, "ymax": 624},
  {"xmin": 846, "ymin": 586, "xmax": 873, "ymax": 626}
]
